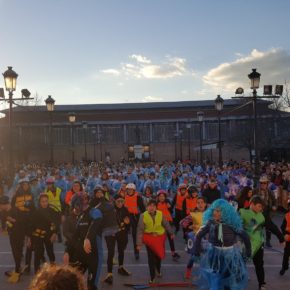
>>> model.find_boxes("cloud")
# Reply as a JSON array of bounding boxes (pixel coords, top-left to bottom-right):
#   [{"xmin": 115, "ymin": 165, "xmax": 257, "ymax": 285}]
[
  {"xmin": 131, "ymin": 54, "xmax": 151, "ymax": 64},
  {"xmin": 142, "ymin": 95, "xmax": 164, "ymax": 102},
  {"xmin": 203, "ymin": 48, "xmax": 290, "ymax": 92},
  {"xmin": 101, "ymin": 69, "xmax": 120, "ymax": 76},
  {"xmin": 102, "ymin": 54, "xmax": 188, "ymax": 79}
]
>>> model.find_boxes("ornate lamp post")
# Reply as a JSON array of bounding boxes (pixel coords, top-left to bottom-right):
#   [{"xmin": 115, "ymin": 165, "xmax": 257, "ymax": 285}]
[
  {"xmin": 197, "ymin": 111, "xmax": 204, "ymax": 165},
  {"xmin": 2, "ymin": 67, "xmax": 32, "ymax": 181},
  {"xmin": 68, "ymin": 112, "xmax": 76, "ymax": 164},
  {"xmin": 45, "ymin": 95, "xmax": 55, "ymax": 165},
  {"xmin": 214, "ymin": 95, "xmax": 224, "ymax": 168}
]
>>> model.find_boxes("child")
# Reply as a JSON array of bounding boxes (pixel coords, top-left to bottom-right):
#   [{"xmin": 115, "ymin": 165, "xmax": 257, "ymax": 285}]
[
  {"xmin": 240, "ymin": 195, "xmax": 285, "ymax": 290},
  {"xmin": 181, "ymin": 196, "xmax": 207, "ymax": 279},
  {"xmin": 279, "ymin": 199, "xmax": 290, "ymax": 275},
  {"xmin": 172, "ymin": 183, "xmax": 187, "ymax": 233},
  {"xmin": 156, "ymin": 189, "xmax": 180, "ymax": 260},
  {"xmin": 194, "ymin": 199, "xmax": 251, "ymax": 290}
]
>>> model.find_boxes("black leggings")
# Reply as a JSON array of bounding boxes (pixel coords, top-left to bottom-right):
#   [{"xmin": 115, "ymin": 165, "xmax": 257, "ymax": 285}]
[
  {"xmin": 173, "ymin": 209, "xmax": 183, "ymax": 233},
  {"xmin": 9, "ymin": 228, "xmax": 25, "ymax": 273},
  {"xmin": 282, "ymin": 242, "xmax": 290, "ymax": 270},
  {"xmin": 146, "ymin": 246, "xmax": 161, "ymax": 281},
  {"xmin": 253, "ymin": 246, "xmax": 265, "ymax": 286},
  {"xmin": 129, "ymin": 214, "xmax": 139, "ymax": 253},
  {"xmin": 105, "ymin": 231, "xmax": 128, "ymax": 273}
]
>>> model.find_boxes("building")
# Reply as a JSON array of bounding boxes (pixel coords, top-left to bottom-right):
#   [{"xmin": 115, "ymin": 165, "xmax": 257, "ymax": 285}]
[{"xmin": 0, "ymin": 99, "xmax": 289, "ymax": 164}]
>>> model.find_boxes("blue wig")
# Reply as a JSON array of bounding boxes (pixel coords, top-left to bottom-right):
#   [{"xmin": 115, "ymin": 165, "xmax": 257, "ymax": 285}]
[{"xmin": 203, "ymin": 199, "xmax": 243, "ymax": 233}]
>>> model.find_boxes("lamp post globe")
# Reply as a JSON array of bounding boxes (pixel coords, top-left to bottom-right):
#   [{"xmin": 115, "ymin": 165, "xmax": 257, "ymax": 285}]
[
  {"xmin": 45, "ymin": 95, "xmax": 55, "ymax": 112},
  {"xmin": 3, "ymin": 66, "xmax": 18, "ymax": 92},
  {"xmin": 214, "ymin": 95, "xmax": 224, "ymax": 168}
]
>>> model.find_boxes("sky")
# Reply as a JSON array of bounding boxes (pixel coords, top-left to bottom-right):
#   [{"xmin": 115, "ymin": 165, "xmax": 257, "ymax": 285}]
[{"xmin": 1, "ymin": 0, "xmax": 290, "ymax": 109}]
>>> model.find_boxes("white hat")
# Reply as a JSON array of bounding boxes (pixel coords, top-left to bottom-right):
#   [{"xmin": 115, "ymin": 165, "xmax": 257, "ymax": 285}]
[{"xmin": 126, "ymin": 183, "xmax": 136, "ymax": 190}]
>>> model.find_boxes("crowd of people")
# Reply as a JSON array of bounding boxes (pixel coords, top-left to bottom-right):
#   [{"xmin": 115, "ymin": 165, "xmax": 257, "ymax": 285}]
[{"xmin": 0, "ymin": 159, "xmax": 289, "ymax": 290}]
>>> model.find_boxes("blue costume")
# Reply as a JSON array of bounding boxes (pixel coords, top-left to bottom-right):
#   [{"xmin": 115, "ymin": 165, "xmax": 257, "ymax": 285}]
[{"xmin": 194, "ymin": 199, "xmax": 251, "ymax": 290}]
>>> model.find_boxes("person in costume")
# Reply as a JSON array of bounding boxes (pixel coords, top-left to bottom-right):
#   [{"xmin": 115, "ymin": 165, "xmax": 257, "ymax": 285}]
[
  {"xmin": 182, "ymin": 196, "xmax": 207, "ymax": 279},
  {"xmin": 240, "ymin": 195, "xmax": 285, "ymax": 290},
  {"xmin": 171, "ymin": 183, "xmax": 187, "ymax": 233},
  {"xmin": 194, "ymin": 198, "xmax": 251, "ymax": 290},
  {"xmin": 136, "ymin": 199, "xmax": 174, "ymax": 283},
  {"xmin": 124, "ymin": 183, "xmax": 145, "ymax": 260},
  {"xmin": 112, "ymin": 195, "xmax": 131, "ymax": 276},
  {"xmin": 63, "ymin": 192, "xmax": 91, "ymax": 270},
  {"xmin": 156, "ymin": 189, "xmax": 180, "ymax": 260},
  {"xmin": 280, "ymin": 199, "xmax": 290, "ymax": 275},
  {"xmin": 88, "ymin": 185, "xmax": 119, "ymax": 285},
  {"xmin": 6, "ymin": 178, "xmax": 35, "ymax": 283},
  {"xmin": 29, "ymin": 193, "xmax": 58, "ymax": 273}
]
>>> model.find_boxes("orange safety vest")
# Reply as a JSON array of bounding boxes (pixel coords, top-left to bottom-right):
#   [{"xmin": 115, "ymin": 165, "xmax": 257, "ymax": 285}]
[
  {"xmin": 285, "ymin": 212, "xmax": 290, "ymax": 242},
  {"xmin": 125, "ymin": 193, "xmax": 139, "ymax": 214},
  {"xmin": 185, "ymin": 197, "xmax": 198, "ymax": 215},
  {"xmin": 157, "ymin": 202, "xmax": 173, "ymax": 222},
  {"xmin": 175, "ymin": 193, "xmax": 186, "ymax": 211}
]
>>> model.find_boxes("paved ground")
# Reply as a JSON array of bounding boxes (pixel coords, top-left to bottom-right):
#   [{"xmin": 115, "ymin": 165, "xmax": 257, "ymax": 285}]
[{"xmin": 0, "ymin": 214, "xmax": 289, "ymax": 290}]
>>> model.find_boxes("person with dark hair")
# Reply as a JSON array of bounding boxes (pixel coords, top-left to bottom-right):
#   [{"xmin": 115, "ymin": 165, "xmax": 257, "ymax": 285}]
[
  {"xmin": 171, "ymin": 183, "xmax": 187, "ymax": 233},
  {"xmin": 142, "ymin": 185, "xmax": 154, "ymax": 207},
  {"xmin": 236, "ymin": 186, "xmax": 253, "ymax": 210},
  {"xmin": 29, "ymin": 263, "xmax": 87, "ymax": 290},
  {"xmin": 201, "ymin": 178, "xmax": 221, "ymax": 205},
  {"xmin": 137, "ymin": 199, "xmax": 174, "ymax": 283},
  {"xmin": 240, "ymin": 195, "xmax": 285, "ymax": 290},
  {"xmin": 156, "ymin": 190, "xmax": 180, "ymax": 260},
  {"xmin": 86, "ymin": 186, "xmax": 118, "ymax": 286},
  {"xmin": 64, "ymin": 180, "xmax": 84, "ymax": 210},
  {"xmin": 29, "ymin": 193, "xmax": 58, "ymax": 273},
  {"xmin": 6, "ymin": 178, "xmax": 35, "ymax": 283}
]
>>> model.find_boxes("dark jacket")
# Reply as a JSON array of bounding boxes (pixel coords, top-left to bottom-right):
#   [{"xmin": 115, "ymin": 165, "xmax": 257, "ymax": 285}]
[{"xmin": 202, "ymin": 187, "xmax": 221, "ymax": 204}]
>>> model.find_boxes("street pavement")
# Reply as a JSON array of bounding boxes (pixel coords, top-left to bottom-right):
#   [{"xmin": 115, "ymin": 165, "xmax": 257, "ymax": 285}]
[{"xmin": 0, "ymin": 214, "xmax": 289, "ymax": 290}]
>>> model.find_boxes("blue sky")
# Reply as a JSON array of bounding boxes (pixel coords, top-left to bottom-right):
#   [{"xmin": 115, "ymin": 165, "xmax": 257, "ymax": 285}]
[{"xmin": 1, "ymin": 0, "xmax": 290, "ymax": 109}]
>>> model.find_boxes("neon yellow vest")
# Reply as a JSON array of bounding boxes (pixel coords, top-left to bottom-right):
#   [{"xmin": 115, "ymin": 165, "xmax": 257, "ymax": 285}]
[
  {"xmin": 190, "ymin": 211, "xmax": 203, "ymax": 234},
  {"xmin": 46, "ymin": 187, "xmax": 62, "ymax": 212},
  {"xmin": 143, "ymin": 210, "xmax": 165, "ymax": 235}
]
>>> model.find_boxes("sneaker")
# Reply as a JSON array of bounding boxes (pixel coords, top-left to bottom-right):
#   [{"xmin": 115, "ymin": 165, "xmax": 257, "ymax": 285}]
[
  {"xmin": 280, "ymin": 268, "xmax": 286, "ymax": 276},
  {"xmin": 260, "ymin": 284, "xmax": 266, "ymax": 290},
  {"xmin": 149, "ymin": 279, "xmax": 155, "ymax": 284},
  {"xmin": 156, "ymin": 271, "xmax": 162, "ymax": 278},
  {"xmin": 7, "ymin": 271, "xmax": 20, "ymax": 283},
  {"xmin": 172, "ymin": 252, "xmax": 180, "ymax": 260},
  {"xmin": 103, "ymin": 273, "xmax": 113, "ymax": 284},
  {"xmin": 118, "ymin": 266, "xmax": 131, "ymax": 276},
  {"xmin": 185, "ymin": 267, "xmax": 192, "ymax": 279}
]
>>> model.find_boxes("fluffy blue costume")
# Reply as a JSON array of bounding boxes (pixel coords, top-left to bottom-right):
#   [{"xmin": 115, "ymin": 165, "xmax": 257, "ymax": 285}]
[{"xmin": 196, "ymin": 199, "xmax": 249, "ymax": 290}]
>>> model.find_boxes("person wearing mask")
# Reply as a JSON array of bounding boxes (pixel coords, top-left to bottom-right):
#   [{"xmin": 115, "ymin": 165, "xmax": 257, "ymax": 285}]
[{"xmin": 124, "ymin": 183, "xmax": 145, "ymax": 260}]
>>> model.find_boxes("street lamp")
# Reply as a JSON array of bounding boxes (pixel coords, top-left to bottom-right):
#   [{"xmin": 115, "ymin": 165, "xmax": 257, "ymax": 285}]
[
  {"xmin": 2, "ymin": 67, "xmax": 18, "ymax": 180},
  {"xmin": 248, "ymin": 69, "xmax": 260, "ymax": 184},
  {"xmin": 45, "ymin": 95, "xmax": 55, "ymax": 165},
  {"xmin": 2, "ymin": 67, "xmax": 33, "ymax": 181},
  {"xmin": 82, "ymin": 121, "xmax": 88, "ymax": 163},
  {"xmin": 186, "ymin": 122, "xmax": 191, "ymax": 160},
  {"xmin": 233, "ymin": 68, "xmax": 281, "ymax": 186},
  {"xmin": 214, "ymin": 95, "xmax": 224, "ymax": 168},
  {"xmin": 68, "ymin": 112, "xmax": 76, "ymax": 164},
  {"xmin": 197, "ymin": 111, "xmax": 204, "ymax": 165}
]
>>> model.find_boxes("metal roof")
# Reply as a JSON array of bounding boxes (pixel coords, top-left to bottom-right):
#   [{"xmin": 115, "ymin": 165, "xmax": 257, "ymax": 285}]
[{"xmin": 1, "ymin": 99, "xmax": 256, "ymax": 113}]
